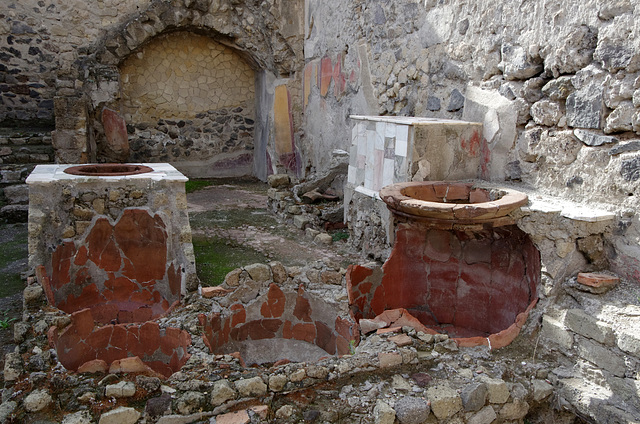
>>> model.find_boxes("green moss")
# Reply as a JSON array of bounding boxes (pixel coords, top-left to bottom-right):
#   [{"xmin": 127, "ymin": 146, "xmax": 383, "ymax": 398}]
[
  {"xmin": 193, "ymin": 235, "xmax": 269, "ymax": 286},
  {"xmin": 184, "ymin": 180, "xmax": 214, "ymax": 193},
  {"xmin": 0, "ymin": 224, "xmax": 28, "ymax": 297}
]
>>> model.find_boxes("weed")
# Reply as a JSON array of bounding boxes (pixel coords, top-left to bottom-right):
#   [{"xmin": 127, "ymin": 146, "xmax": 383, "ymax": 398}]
[
  {"xmin": 331, "ymin": 230, "xmax": 349, "ymax": 242},
  {"xmin": 0, "ymin": 317, "xmax": 16, "ymax": 330}
]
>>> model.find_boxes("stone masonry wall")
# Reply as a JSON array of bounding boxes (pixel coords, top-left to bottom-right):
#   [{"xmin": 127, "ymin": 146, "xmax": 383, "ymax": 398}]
[
  {"xmin": 304, "ymin": 0, "xmax": 640, "ymax": 281},
  {"xmin": 1, "ymin": 0, "xmax": 304, "ymax": 180}
]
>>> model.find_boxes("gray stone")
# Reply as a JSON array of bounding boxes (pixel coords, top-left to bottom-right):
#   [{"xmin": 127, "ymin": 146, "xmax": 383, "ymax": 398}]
[
  {"xmin": 3, "ymin": 352, "xmax": 23, "ymax": 382},
  {"xmin": 136, "ymin": 375, "xmax": 161, "ymax": 392},
  {"xmin": 621, "ymin": 156, "xmax": 640, "ymax": 182},
  {"xmin": 542, "ymin": 76, "xmax": 575, "ymax": 100},
  {"xmin": 23, "ymin": 389, "xmax": 52, "ymax": 412},
  {"xmin": 244, "ymin": 263, "xmax": 271, "ymax": 282},
  {"xmin": 599, "ymin": 0, "xmax": 633, "ymax": 20},
  {"xmin": 426, "ymin": 384, "xmax": 462, "ymax": 419},
  {"xmin": 145, "ymin": 393, "xmax": 172, "ymax": 417},
  {"xmin": 13, "ymin": 321, "xmax": 30, "ymax": 343},
  {"xmin": 293, "ymin": 214, "xmax": 311, "ymax": 229},
  {"xmin": 605, "ymin": 101, "xmax": 634, "ymax": 133},
  {"xmin": 426, "ymin": 96, "xmax": 441, "ymax": 111},
  {"xmin": 235, "ymin": 376, "xmax": 267, "ymax": 397},
  {"xmin": 616, "ymin": 328, "xmax": 640, "ymax": 357},
  {"xmin": 532, "ymin": 379, "xmax": 554, "ymax": 402},
  {"xmin": 267, "ymin": 174, "xmax": 290, "ymax": 188},
  {"xmin": 269, "ymin": 261, "xmax": 287, "ymax": 284},
  {"xmin": 3, "ymin": 184, "xmax": 28, "ymax": 204},
  {"xmin": 461, "ymin": 382, "xmax": 488, "ymax": 412},
  {"xmin": 604, "ymin": 74, "xmax": 635, "ymax": 108},
  {"xmin": 577, "ymin": 337, "xmax": 627, "ymax": 377},
  {"xmin": 373, "ymin": 400, "xmax": 395, "ymax": 424},
  {"xmin": 276, "ymin": 405, "xmax": 294, "ymax": 419},
  {"xmin": 98, "ymin": 407, "xmax": 141, "ymax": 424},
  {"xmin": 610, "ymin": 140, "xmax": 640, "ymax": 155},
  {"xmin": 566, "ymin": 84, "xmax": 604, "ymax": 129},
  {"xmin": 540, "ymin": 315, "xmax": 574, "ymax": 349},
  {"xmin": 574, "ymin": 129, "xmax": 618, "ymax": 147},
  {"xmin": 209, "ymin": 380, "xmax": 235, "ymax": 407},
  {"xmin": 314, "ymin": 233, "xmax": 333, "ymax": 245},
  {"xmin": 23, "ymin": 284, "xmax": 44, "ymax": 305},
  {"xmin": 394, "ymin": 396, "xmax": 430, "ymax": 424},
  {"xmin": 446, "ymin": 89, "xmax": 464, "ymax": 111},
  {"xmin": 499, "ymin": 44, "xmax": 543, "ymax": 80},
  {"xmin": 176, "ymin": 391, "xmax": 204, "ymax": 415},
  {"xmin": 564, "ymin": 309, "xmax": 616, "ymax": 346},
  {"xmin": 105, "ymin": 381, "xmax": 136, "ymax": 398},
  {"xmin": 0, "ymin": 401, "xmax": 17, "ymax": 424},
  {"xmin": 467, "ymin": 405, "xmax": 497, "ymax": 424},
  {"xmin": 268, "ymin": 374, "xmax": 288, "ymax": 392},
  {"xmin": 530, "ymin": 100, "xmax": 562, "ymax": 126},
  {"xmin": 61, "ymin": 410, "xmax": 93, "ymax": 424},
  {"xmin": 499, "ymin": 399, "xmax": 530, "ymax": 420}
]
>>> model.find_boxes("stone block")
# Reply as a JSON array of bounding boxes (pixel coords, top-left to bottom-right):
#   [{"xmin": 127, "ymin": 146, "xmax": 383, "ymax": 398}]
[
  {"xmin": 3, "ymin": 184, "xmax": 28, "ymax": 204},
  {"xmin": 378, "ymin": 352, "xmax": 403, "ymax": 368},
  {"xmin": 244, "ymin": 263, "xmax": 271, "ymax": 282},
  {"xmin": 293, "ymin": 214, "xmax": 311, "ymax": 229},
  {"xmin": 267, "ymin": 174, "xmax": 290, "ymax": 188},
  {"xmin": 105, "ymin": 381, "xmax": 136, "ymax": 398},
  {"xmin": 234, "ymin": 376, "xmax": 267, "ymax": 397},
  {"xmin": 564, "ymin": 309, "xmax": 615, "ymax": 345},
  {"xmin": 499, "ymin": 44, "xmax": 543, "ymax": 80},
  {"xmin": 268, "ymin": 374, "xmax": 287, "ymax": 392},
  {"xmin": 211, "ymin": 379, "xmax": 236, "ymax": 406},
  {"xmin": 461, "ymin": 382, "xmax": 488, "ymax": 412},
  {"xmin": 462, "ymin": 85, "xmax": 517, "ymax": 180},
  {"xmin": 577, "ymin": 337, "xmax": 627, "ymax": 377},
  {"xmin": 616, "ymin": 328, "xmax": 640, "ymax": 357},
  {"xmin": 394, "ymin": 396, "xmax": 430, "ymax": 424},
  {"xmin": 480, "ymin": 376, "xmax": 510, "ymax": 404},
  {"xmin": 426, "ymin": 383, "xmax": 462, "ymax": 419},
  {"xmin": 566, "ymin": 84, "xmax": 604, "ymax": 129},
  {"xmin": 532, "ymin": 379, "xmax": 554, "ymax": 402},
  {"xmin": 467, "ymin": 405, "xmax": 497, "ymax": 424},
  {"xmin": 499, "ymin": 399, "xmax": 529, "ymax": 420},
  {"xmin": 540, "ymin": 315, "xmax": 574, "ymax": 349},
  {"xmin": 98, "ymin": 406, "xmax": 141, "ymax": 424},
  {"xmin": 373, "ymin": 400, "xmax": 396, "ymax": 424}
]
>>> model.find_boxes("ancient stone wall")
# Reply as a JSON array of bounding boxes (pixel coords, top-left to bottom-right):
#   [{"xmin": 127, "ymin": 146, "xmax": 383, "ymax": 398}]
[
  {"xmin": 304, "ymin": 0, "xmax": 640, "ymax": 280},
  {"xmin": 0, "ymin": 0, "xmax": 304, "ymax": 179}
]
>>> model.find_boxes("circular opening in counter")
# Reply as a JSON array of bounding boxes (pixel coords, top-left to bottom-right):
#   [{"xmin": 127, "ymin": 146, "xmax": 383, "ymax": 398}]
[{"xmin": 64, "ymin": 164, "xmax": 154, "ymax": 176}]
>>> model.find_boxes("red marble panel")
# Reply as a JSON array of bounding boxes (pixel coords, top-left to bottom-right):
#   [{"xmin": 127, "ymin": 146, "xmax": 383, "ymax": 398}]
[
  {"xmin": 51, "ymin": 241, "xmax": 76, "ymax": 289},
  {"xmin": 115, "ymin": 209, "xmax": 167, "ymax": 283},
  {"xmin": 291, "ymin": 323, "xmax": 316, "ymax": 343},
  {"xmin": 293, "ymin": 286, "xmax": 312, "ymax": 322},
  {"xmin": 261, "ymin": 283, "xmax": 286, "ymax": 318}
]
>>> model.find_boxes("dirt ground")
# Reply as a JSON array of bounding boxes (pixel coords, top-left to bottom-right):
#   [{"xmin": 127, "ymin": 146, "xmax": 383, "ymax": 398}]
[{"xmin": 187, "ymin": 180, "xmax": 366, "ymax": 286}]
